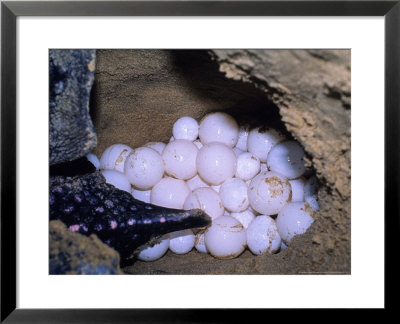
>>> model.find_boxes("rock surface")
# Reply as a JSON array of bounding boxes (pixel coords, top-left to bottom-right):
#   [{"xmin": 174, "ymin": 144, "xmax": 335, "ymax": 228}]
[{"xmin": 90, "ymin": 49, "xmax": 351, "ymax": 274}]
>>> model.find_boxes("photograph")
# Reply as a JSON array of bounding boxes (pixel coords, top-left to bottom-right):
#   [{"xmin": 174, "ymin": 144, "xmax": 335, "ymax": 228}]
[{"xmin": 49, "ymin": 49, "xmax": 351, "ymax": 275}]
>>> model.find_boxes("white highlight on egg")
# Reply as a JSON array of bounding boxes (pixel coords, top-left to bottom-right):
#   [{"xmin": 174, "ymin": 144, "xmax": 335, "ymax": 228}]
[
  {"xmin": 248, "ymin": 171, "xmax": 292, "ymax": 215},
  {"xmin": 172, "ymin": 116, "xmax": 199, "ymax": 141},
  {"xmin": 131, "ymin": 188, "xmax": 151, "ymax": 203},
  {"xmin": 199, "ymin": 112, "xmax": 239, "ymax": 147},
  {"xmin": 162, "ymin": 139, "xmax": 198, "ymax": 180},
  {"xmin": 86, "ymin": 153, "xmax": 100, "ymax": 170},
  {"xmin": 183, "ymin": 187, "xmax": 224, "ymax": 220},
  {"xmin": 137, "ymin": 237, "xmax": 170, "ymax": 261},
  {"xmin": 196, "ymin": 142, "xmax": 236, "ymax": 185},
  {"xmin": 101, "ymin": 170, "xmax": 131, "ymax": 193},
  {"xmin": 246, "ymin": 216, "xmax": 281, "ymax": 255},
  {"xmin": 235, "ymin": 152, "xmax": 261, "ymax": 181},
  {"xmin": 276, "ymin": 202, "xmax": 314, "ymax": 243},
  {"xmin": 247, "ymin": 128, "xmax": 285, "ymax": 162},
  {"xmin": 204, "ymin": 216, "xmax": 247, "ymax": 259},
  {"xmin": 219, "ymin": 178, "xmax": 249, "ymax": 212},
  {"xmin": 143, "ymin": 141, "xmax": 166, "ymax": 155},
  {"xmin": 267, "ymin": 140, "xmax": 306, "ymax": 179},
  {"xmin": 151, "ymin": 177, "xmax": 191, "ymax": 209},
  {"xmin": 168, "ymin": 229, "xmax": 195, "ymax": 254},
  {"xmin": 230, "ymin": 208, "xmax": 256, "ymax": 229},
  {"xmin": 99, "ymin": 144, "xmax": 133, "ymax": 172},
  {"xmin": 124, "ymin": 147, "xmax": 164, "ymax": 190},
  {"xmin": 289, "ymin": 177, "xmax": 306, "ymax": 202}
]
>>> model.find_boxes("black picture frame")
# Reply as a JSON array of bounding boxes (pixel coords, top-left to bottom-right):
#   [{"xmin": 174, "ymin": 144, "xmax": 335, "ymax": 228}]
[{"xmin": 1, "ymin": 0, "xmax": 398, "ymax": 321}]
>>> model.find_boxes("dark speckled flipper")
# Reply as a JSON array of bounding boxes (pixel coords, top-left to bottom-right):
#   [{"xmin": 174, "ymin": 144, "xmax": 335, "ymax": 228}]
[{"xmin": 50, "ymin": 172, "xmax": 211, "ymax": 264}]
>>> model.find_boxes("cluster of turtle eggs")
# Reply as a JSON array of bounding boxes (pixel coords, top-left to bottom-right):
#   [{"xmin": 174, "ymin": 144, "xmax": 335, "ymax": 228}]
[{"xmin": 86, "ymin": 112, "xmax": 319, "ymax": 261}]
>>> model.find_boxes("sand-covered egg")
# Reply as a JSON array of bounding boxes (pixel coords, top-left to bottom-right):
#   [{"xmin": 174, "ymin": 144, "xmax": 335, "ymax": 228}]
[
  {"xmin": 100, "ymin": 143, "xmax": 133, "ymax": 173},
  {"xmin": 196, "ymin": 142, "xmax": 236, "ymax": 185},
  {"xmin": 183, "ymin": 187, "xmax": 224, "ymax": 220},
  {"xmin": 199, "ymin": 112, "xmax": 239, "ymax": 147},
  {"xmin": 101, "ymin": 170, "xmax": 131, "ymax": 193},
  {"xmin": 204, "ymin": 216, "xmax": 247, "ymax": 259},
  {"xmin": 172, "ymin": 116, "xmax": 199, "ymax": 141},
  {"xmin": 247, "ymin": 128, "xmax": 285, "ymax": 162},
  {"xmin": 124, "ymin": 147, "xmax": 164, "ymax": 190},
  {"xmin": 267, "ymin": 140, "xmax": 306, "ymax": 179},
  {"xmin": 168, "ymin": 229, "xmax": 195, "ymax": 254},
  {"xmin": 162, "ymin": 139, "xmax": 198, "ymax": 180},
  {"xmin": 219, "ymin": 178, "xmax": 249, "ymax": 212},
  {"xmin": 235, "ymin": 152, "xmax": 260, "ymax": 181},
  {"xmin": 248, "ymin": 171, "xmax": 291, "ymax": 215},
  {"xmin": 151, "ymin": 177, "xmax": 190, "ymax": 209},
  {"xmin": 137, "ymin": 236, "xmax": 170, "ymax": 261},
  {"xmin": 246, "ymin": 216, "xmax": 281, "ymax": 255},
  {"xmin": 276, "ymin": 202, "xmax": 314, "ymax": 243}
]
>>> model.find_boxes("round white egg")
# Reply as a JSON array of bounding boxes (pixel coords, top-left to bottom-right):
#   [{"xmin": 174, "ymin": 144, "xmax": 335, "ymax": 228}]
[
  {"xmin": 101, "ymin": 170, "xmax": 131, "ymax": 192},
  {"xmin": 204, "ymin": 216, "xmax": 247, "ymax": 259},
  {"xmin": 247, "ymin": 128, "xmax": 285, "ymax": 162},
  {"xmin": 267, "ymin": 140, "xmax": 306, "ymax": 179},
  {"xmin": 196, "ymin": 142, "xmax": 236, "ymax": 185},
  {"xmin": 172, "ymin": 116, "xmax": 199, "ymax": 141},
  {"xmin": 230, "ymin": 208, "xmax": 256, "ymax": 229},
  {"xmin": 194, "ymin": 231, "xmax": 208, "ymax": 253},
  {"xmin": 131, "ymin": 188, "xmax": 151, "ymax": 203},
  {"xmin": 186, "ymin": 174, "xmax": 209, "ymax": 191},
  {"xmin": 168, "ymin": 229, "xmax": 195, "ymax": 254},
  {"xmin": 276, "ymin": 202, "xmax": 314, "ymax": 243},
  {"xmin": 143, "ymin": 141, "xmax": 166, "ymax": 155},
  {"xmin": 99, "ymin": 144, "xmax": 133, "ymax": 172},
  {"xmin": 86, "ymin": 153, "xmax": 100, "ymax": 170},
  {"xmin": 248, "ymin": 171, "xmax": 291, "ymax": 215},
  {"xmin": 219, "ymin": 178, "xmax": 249, "ymax": 212},
  {"xmin": 235, "ymin": 126, "xmax": 250, "ymax": 151},
  {"xmin": 162, "ymin": 139, "xmax": 198, "ymax": 180},
  {"xmin": 198, "ymin": 112, "xmax": 239, "ymax": 147},
  {"xmin": 137, "ymin": 237, "xmax": 170, "ymax": 261},
  {"xmin": 151, "ymin": 177, "xmax": 191, "ymax": 209},
  {"xmin": 235, "ymin": 152, "xmax": 261, "ymax": 181},
  {"xmin": 124, "ymin": 147, "xmax": 164, "ymax": 190},
  {"xmin": 183, "ymin": 187, "xmax": 224, "ymax": 220},
  {"xmin": 246, "ymin": 216, "xmax": 281, "ymax": 255},
  {"xmin": 289, "ymin": 177, "xmax": 306, "ymax": 202}
]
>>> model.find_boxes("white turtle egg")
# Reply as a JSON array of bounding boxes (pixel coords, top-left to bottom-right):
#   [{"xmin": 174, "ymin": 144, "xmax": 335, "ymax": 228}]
[
  {"xmin": 172, "ymin": 116, "xmax": 199, "ymax": 141},
  {"xmin": 289, "ymin": 177, "xmax": 306, "ymax": 202},
  {"xmin": 99, "ymin": 144, "xmax": 133, "ymax": 172},
  {"xmin": 186, "ymin": 174, "xmax": 209, "ymax": 191},
  {"xmin": 86, "ymin": 153, "xmax": 100, "ymax": 170},
  {"xmin": 101, "ymin": 170, "xmax": 131, "ymax": 192},
  {"xmin": 131, "ymin": 188, "xmax": 151, "ymax": 203},
  {"xmin": 247, "ymin": 128, "xmax": 285, "ymax": 162},
  {"xmin": 276, "ymin": 202, "xmax": 314, "ymax": 243},
  {"xmin": 143, "ymin": 141, "xmax": 166, "ymax": 155},
  {"xmin": 151, "ymin": 177, "xmax": 190, "ymax": 209},
  {"xmin": 235, "ymin": 152, "xmax": 261, "ymax": 181},
  {"xmin": 137, "ymin": 236, "xmax": 170, "ymax": 261},
  {"xmin": 246, "ymin": 216, "xmax": 281, "ymax": 255},
  {"xmin": 304, "ymin": 176, "xmax": 319, "ymax": 211},
  {"xmin": 230, "ymin": 208, "xmax": 256, "ymax": 229},
  {"xmin": 193, "ymin": 140, "xmax": 203, "ymax": 149},
  {"xmin": 124, "ymin": 147, "xmax": 164, "ymax": 190},
  {"xmin": 267, "ymin": 140, "xmax": 306, "ymax": 179},
  {"xmin": 194, "ymin": 231, "xmax": 208, "ymax": 253},
  {"xmin": 235, "ymin": 126, "xmax": 249, "ymax": 151},
  {"xmin": 204, "ymin": 216, "xmax": 247, "ymax": 259},
  {"xmin": 168, "ymin": 229, "xmax": 195, "ymax": 254},
  {"xmin": 183, "ymin": 187, "xmax": 224, "ymax": 220},
  {"xmin": 233, "ymin": 147, "xmax": 244, "ymax": 157},
  {"xmin": 248, "ymin": 171, "xmax": 291, "ymax": 215},
  {"xmin": 162, "ymin": 139, "xmax": 198, "ymax": 180},
  {"xmin": 219, "ymin": 178, "xmax": 249, "ymax": 212},
  {"xmin": 196, "ymin": 143, "xmax": 236, "ymax": 185},
  {"xmin": 198, "ymin": 112, "xmax": 239, "ymax": 147}
]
